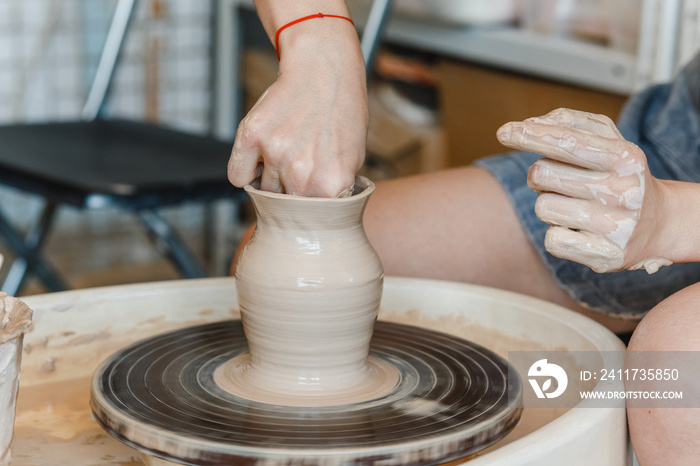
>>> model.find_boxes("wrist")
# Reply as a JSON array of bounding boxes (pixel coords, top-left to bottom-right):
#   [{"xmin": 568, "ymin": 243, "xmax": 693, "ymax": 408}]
[
  {"xmin": 255, "ymin": 0, "xmax": 352, "ymax": 43},
  {"xmin": 276, "ymin": 15, "xmax": 363, "ymax": 71},
  {"xmin": 643, "ymin": 179, "xmax": 700, "ymax": 265},
  {"xmin": 260, "ymin": 1, "xmax": 350, "ymax": 29}
]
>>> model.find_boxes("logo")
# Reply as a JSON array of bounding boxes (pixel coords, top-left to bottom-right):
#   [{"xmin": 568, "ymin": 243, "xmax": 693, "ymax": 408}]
[{"xmin": 528, "ymin": 359, "xmax": 568, "ymax": 399}]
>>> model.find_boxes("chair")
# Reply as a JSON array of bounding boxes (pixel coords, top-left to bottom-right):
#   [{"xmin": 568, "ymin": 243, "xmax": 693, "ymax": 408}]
[
  {"xmin": 361, "ymin": 0, "xmax": 394, "ymax": 76},
  {"xmin": 0, "ymin": 0, "xmax": 245, "ymax": 295}
]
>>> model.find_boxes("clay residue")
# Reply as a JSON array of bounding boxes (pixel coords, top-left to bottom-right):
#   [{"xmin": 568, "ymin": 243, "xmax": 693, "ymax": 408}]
[
  {"xmin": 138, "ymin": 316, "xmax": 165, "ymax": 326},
  {"xmin": 23, "ymin": 337, "xmax": 48, "ymax": 355},
  {"xmin": 0, "ymin": 292, "xmax": 34, "ymax": 343},
  {"xmin": 20, "ymin": 313, "xmax": 234, "ymax": 386},
  {"xmin": 39, "ymin": 357, "xmax": 57, "ymax": 374},
  {"xmin": 68, "ymin": 331, "xmax": 111, "ymax": 346},
  {"xmin": 631, "ymin": 256, "xmax": 673, "ymax": 274},
  {"xmin": 13, "ymin": 377, "xmax": 151, "ymax": 465},
  {"xmin": 379, "ymin": 308, "xmax": 566, "ymax": 357}
]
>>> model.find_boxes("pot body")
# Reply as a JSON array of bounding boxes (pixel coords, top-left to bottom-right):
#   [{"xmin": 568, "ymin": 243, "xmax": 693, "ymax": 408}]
[{"xmin": 234, "ymin": 177, "xmax": 384, "ymax": 394}]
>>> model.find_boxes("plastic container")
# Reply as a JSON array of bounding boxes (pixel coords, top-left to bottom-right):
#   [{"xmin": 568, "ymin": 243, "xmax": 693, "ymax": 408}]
[
  {"xmin": 0, "ymin": 292, "xmax": 33, "ymax": 464},
  {"xmin": 605, "ymin": 0, "xmax": 642, "ymax": 53},
  {"xmin": 521, "ymin": 0, "xmax": 609, "ymax": 40},
  {"xmin": 520, "ymin": 0, "xmax": 642, "ymax": 52},
  {"xmin": 394, "ymin": 0, "xmax": 518, "ymax": 25}
]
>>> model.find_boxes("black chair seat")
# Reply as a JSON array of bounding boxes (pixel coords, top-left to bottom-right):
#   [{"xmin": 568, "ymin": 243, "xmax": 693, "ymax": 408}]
[{"xmin": 0, "ymin": 119, "xmax": 241, "ymax": 209}]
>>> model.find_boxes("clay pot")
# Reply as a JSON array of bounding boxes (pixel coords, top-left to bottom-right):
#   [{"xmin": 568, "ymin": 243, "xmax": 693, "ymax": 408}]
[{"xmin": 234, "ymin": 177, "xmax": 384, "ymax": 397}]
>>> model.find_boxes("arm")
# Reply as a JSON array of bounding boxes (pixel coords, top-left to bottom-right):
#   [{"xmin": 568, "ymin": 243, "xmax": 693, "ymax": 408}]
[
  {"xmin": 497, "ymin": 107, "xmax": 700, "ymax": 274},
  {"xmin": 228, "ymin": 0, "xmax": 367, "ymax": 197}
]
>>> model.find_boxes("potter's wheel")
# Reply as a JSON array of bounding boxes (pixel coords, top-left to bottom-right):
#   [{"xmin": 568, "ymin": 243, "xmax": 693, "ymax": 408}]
[{"xmin": 91, "ymin": 320, "xmax": 522, "ymax": 465}]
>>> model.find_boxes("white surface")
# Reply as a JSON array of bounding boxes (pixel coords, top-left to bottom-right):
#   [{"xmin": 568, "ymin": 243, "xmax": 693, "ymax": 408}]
[
  {"xmin": 16, "ymin": 277, "xmax": 629, "ymax": 465},
  {"xmin": 0, "ymin": 337, "xmax": 22, "ymax": 464}
]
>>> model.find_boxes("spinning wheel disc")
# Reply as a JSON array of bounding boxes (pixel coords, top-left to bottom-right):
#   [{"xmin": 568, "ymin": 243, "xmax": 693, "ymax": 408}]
[{"xmin": 91, "ymin": 320, "xmax": 522, "ymax": 465}]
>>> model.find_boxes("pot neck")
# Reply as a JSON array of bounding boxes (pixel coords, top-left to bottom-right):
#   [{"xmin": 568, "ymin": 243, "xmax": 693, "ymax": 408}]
[{"xmin": 245, "ymin": 177, "xmax": 374, "ymax": 232}]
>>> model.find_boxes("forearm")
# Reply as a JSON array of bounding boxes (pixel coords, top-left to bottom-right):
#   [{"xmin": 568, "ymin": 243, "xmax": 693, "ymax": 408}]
[
  {"xmin": 253, "ymin": 0, "xmax": 352, "ymax": 37},
  {"xmin": 252, "ymin": 0, "xmax": 362, "ymax": 70},
  {"xmin": 648, "ymin": 179, "xmax": 700, "ymax": 265}
]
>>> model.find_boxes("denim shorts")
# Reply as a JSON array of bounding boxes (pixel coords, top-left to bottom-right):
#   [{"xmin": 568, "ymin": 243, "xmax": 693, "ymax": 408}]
[{"xmin": 475, "ymin": 53, "xmax": 700, "ymax": 318}]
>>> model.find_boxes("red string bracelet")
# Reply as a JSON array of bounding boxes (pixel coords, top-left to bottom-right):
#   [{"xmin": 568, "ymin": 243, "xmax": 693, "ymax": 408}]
[{"xmin": 274, "ymin": 13, "xmax": 354, "ymax": 60}]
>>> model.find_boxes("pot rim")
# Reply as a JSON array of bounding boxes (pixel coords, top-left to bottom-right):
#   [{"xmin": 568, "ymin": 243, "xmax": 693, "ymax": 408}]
[{"xmin": 244, "ymin": 176, "xmax": 374, "ymax": 202}]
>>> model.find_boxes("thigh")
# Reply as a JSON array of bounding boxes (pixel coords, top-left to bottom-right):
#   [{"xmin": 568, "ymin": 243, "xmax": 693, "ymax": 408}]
[
  {"xmin": 363, "ymin": 166, "xmax": 638, "ymax": 333},
  {"xmin": 365, "ymin": 166, "xmax": 543, "ymax": 288}
]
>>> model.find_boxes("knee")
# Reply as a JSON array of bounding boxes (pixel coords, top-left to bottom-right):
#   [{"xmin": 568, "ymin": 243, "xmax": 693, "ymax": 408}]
[
  {"xmin": 627, "ymin": 282, "xmax": 700, "ymax": 466},
  {"xmin": 629, "ymin": 281, "xmax": 700, "ymax": 352}
]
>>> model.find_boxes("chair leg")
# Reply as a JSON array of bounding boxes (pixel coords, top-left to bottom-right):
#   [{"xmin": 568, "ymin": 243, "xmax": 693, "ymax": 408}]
[
  {"xmin": 204, "ymin": 199, "xmax": 242, "ymax": 277},
  {"xmin": 135, "ymin": 208, "xmax": 207, "ymax": 279},
  {"xmin": 0, "ymin": 201, "xmax": 67, "ymax": 294}
]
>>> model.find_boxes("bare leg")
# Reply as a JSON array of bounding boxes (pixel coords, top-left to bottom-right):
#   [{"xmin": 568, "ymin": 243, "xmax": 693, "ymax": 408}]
[
  {"xmin": 363, "ymin": 166, "xmax": 638, "ymax": 333},
  {"xmin": 627, "ymin": 282, "xmax": 700, "ymax": 465}
]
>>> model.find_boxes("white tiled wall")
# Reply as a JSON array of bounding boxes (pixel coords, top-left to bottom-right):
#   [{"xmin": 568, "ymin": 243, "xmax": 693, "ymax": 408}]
[
  {"xmin": 108, "ymin": 0, "xmax": 213, "ymax": 133},
  {"xmin": 0, "ymin": 0, "xmax": 212, "ymax": 128}
]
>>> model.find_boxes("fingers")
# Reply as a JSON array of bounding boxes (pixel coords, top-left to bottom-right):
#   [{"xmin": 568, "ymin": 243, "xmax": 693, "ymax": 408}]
[
  {"xmin": 529, "ymin": 156, "xmax": 644, "ymax": 211},
  {"xmin": 265, "ymin": 156, "xmax": 356, "ymax": 197},
  {"xmin": 335, "ymin": 183, "xmax": 355, "ymax": 198},
  {"xmin": 260, "ymin": 168, "xmax": 283, "ymax": 193},
  {"xmin": 528, "ymin": 158, "xmax": 611, "ymax": 199},
  {"xmin": 312, "ymin": 172, "xmax": 357, "ymax": 198},
  {"xmin": 544, "ymin": 226, "xmax": 624, "ymax": 273},
  {"xmin": 229, "ymin": 137, "xmax": 357, "ymax": 196},
  {"xmin": 535, "ymin": 194, "xmax": 598, "ymax": 231},
  {"xmin": 499, "ymin": 109, "xmax": 652, "ymax": 274},
  {"xmin": 228, "ymin": 125, "xmax": 263, "ymax": 188},
  {"xmin": 528, "ymin": 108, "xmax": 623, "ymax": 139},
  {"xmin": 497, "ymin": 120, "xmax": 625, "ymax": 171}
]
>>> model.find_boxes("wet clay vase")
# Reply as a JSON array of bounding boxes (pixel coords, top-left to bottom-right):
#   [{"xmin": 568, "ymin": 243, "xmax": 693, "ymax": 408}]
[{"xmin": 234, "ymin": 177, "xmax": 384, "ymax": 402}]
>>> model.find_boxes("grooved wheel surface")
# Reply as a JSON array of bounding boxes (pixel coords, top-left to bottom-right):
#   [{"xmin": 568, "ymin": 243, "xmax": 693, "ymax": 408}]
[{"xmin": 91, "ymin": 320, "xmax": 522, "ymax": 465}]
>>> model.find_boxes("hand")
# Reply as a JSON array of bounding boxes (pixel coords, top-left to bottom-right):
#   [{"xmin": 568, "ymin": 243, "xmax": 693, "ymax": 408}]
[
  {"xmin": 497, "ymin": 108, "xmax": 672, "ymax": 274},
  {"xmin": 227, "ymin": 19, "xmax": 367, "ymax": 197}
]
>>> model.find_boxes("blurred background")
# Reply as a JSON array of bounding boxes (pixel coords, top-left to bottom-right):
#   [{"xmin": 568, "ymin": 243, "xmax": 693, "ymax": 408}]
[
  {"xmin": 1, "ymin": 0, "xmax": 697, "ymax": 294},
  {"xmin": 0, "ymin": 0, "xmax": 216, "ymax": 293}
]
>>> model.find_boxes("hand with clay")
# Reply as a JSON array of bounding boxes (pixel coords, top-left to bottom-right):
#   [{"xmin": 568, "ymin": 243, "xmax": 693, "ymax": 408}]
[
  {"xmin": 228, "ymin": 0, "xmax": 367, "ymax": 197},
  {"xmin": 496, "ymin": 107, "xmax": 681, "ymax": 274}
]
